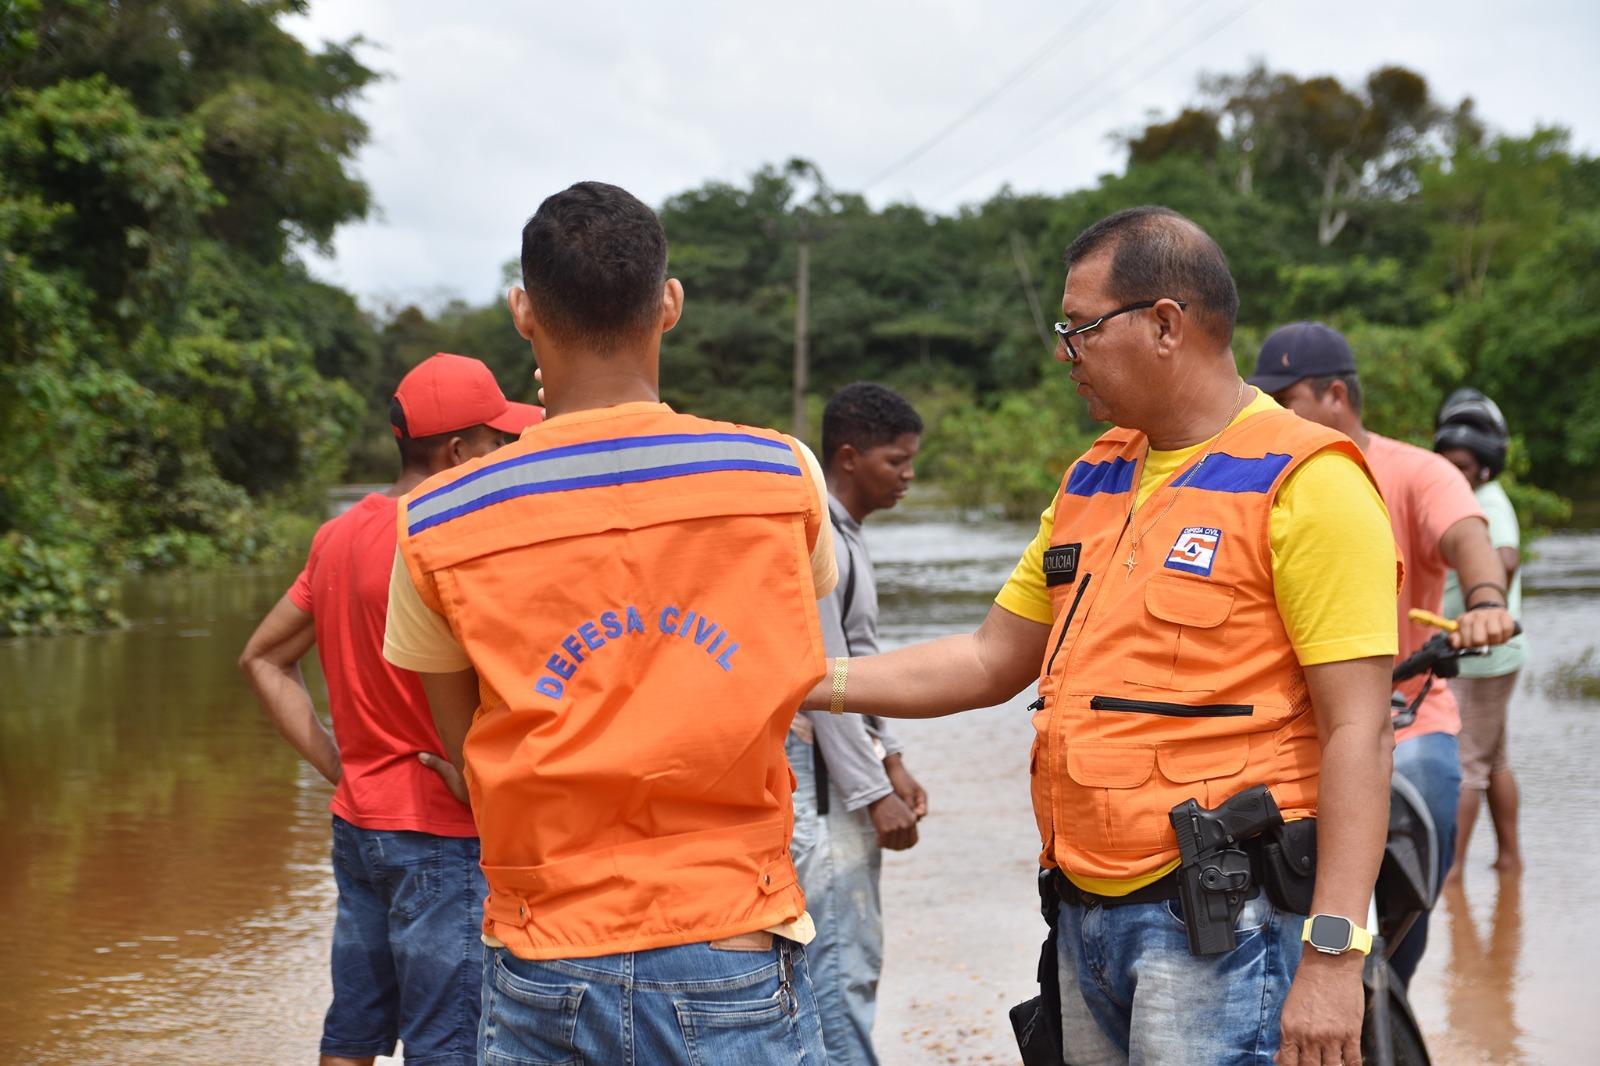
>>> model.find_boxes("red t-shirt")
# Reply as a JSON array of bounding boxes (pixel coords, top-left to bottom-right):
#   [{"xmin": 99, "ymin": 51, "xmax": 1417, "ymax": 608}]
[
  {"xmin": 288, "ymin": 494, "xmax": 477, "ymax": 836},
  {"xmin": 1364, "ymin": 434, "xmax": 1487, "ymax": 742}
]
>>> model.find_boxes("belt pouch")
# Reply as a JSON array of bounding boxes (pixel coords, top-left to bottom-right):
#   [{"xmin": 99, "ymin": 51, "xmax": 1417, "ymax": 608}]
[{"xmin": 1259, "ymin": 817, "xmax": 1317, "ymax": 915}]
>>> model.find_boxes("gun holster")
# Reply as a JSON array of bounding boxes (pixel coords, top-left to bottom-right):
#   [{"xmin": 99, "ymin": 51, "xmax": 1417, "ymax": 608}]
[
  {"xmin": 1170, "ymin": 785, "xmax": 1287, "ymax": 956},
  {"xmin": 1009, "ymin": 869, "xmax": 1065, "ymax": 1066}
]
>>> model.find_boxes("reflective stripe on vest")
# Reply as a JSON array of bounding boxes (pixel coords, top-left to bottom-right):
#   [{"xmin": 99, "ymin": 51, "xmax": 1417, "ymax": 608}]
[
  {"xmin": 1029, "ymin": 408, "xmax": 1381, "ymax": 883},
  {"xmin": 406, "ymin": 431, "xmax": 804, "ymax": 535}
]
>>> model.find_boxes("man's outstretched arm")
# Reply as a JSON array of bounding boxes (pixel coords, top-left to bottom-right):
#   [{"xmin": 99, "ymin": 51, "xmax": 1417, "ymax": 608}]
[
  {"xmin": 238, "ymin": 596, "xmax": 340, "ymax": 784},
  {"xmin": 801, "ymin": 603, "xmax": 1051, "ymax": 719},
  {"xmin": 1439, "ymin": 515, "xmax": 1517, "ymax": 648}
]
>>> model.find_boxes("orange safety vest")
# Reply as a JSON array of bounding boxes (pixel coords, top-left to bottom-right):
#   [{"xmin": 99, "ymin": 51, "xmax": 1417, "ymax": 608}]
[
  {"xmin": 395, "ymin": 404, "xmax": 827, "ymax": 959},
  {"xmin": 1032, "ymin": 408, "xmax": 1379, "ymax": 882}
]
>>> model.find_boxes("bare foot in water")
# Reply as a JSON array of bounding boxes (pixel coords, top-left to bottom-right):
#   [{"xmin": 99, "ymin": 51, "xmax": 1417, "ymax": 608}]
[{"xmin": 1491, "ymin": 853, "xmax": 1524, "ymax": 874}]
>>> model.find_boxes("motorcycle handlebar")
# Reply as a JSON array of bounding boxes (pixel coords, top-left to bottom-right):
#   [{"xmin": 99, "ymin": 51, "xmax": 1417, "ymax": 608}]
[
  {"xmin": 1393, "ymin": 613, "xmax": 1523, "ymax": 683},
  {"xmin": 1392, "ymin": 633, "xmax": 1455, "ymax": 683}
]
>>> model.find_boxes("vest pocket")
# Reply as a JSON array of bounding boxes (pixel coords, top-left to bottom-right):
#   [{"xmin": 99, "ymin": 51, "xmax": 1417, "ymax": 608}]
[
  {"xmin": 1156, "ymin": 734, "xmax": 1252, "ymax": 784},
  {"xmin": 1090, "ymin": 696, "xmax": 1253, "ymax": 717},
  {"xmin": 1060, "ymin": 735, "xmax": 1257, "ymax": 858},
  {"xmin": 1123, "ymin": 576, "xmax": 1236, "ymax": 692},
  {"xmin": 1063, "ymin": 745, "xmax": 1163, "ymax": 852}
]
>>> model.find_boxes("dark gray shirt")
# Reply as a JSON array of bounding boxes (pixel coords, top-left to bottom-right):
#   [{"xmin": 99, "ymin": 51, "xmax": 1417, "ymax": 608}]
[{"xmin": 799, "ymin": 494, "xmax": 903, "ymax": 812}]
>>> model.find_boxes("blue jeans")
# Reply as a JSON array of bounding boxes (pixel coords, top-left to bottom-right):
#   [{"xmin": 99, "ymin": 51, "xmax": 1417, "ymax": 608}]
[
  {"xmin": 324, "ymin": 815, "xmax": 486, "ymax": 1064},
  {"xmin": 1056, "ymin": 892, "xmax": 1304, "ymax": 1065},
  {"xmin": 479, "ymin": 937, "xmax": 828, "ymax": 1065},
  {"xmin": 1389, "ymin": 730, "xmax": 1462, "ymax": 986},
  {"xmin": 787, "ymin": 731, "xmax": 883, "ymax": 1066}
]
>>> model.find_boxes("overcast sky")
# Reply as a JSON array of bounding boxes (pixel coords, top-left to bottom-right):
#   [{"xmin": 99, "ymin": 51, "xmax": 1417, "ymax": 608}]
[{"xmin": 285, "ymin": 0, "xmax": 1600, "ymax": 308}]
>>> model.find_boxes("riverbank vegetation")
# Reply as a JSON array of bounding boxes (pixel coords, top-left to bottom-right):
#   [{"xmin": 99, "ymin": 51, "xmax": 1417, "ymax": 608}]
[
  {"xmin": 1544, "ymin": 649, "xmax": 1600, "ymax": 702},
  {"xmin": 2, "ymin": 1, "xmax": 375, "ymax": 633},
  {"xmin": 2, "ymin": 3, "xmax": 1593, "ymax": 633}
]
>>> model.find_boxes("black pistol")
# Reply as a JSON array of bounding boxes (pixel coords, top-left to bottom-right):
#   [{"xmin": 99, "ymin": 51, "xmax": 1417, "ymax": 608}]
[{"xmin": 1169, "ymin": 785, "xmax": 1284, "ymax": 956}]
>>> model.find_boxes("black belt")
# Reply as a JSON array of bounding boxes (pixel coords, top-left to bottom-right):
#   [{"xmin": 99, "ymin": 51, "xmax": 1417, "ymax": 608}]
[{"xmin": 1049, "ymin": 867, "xmax": 1181, "ymax": 909}]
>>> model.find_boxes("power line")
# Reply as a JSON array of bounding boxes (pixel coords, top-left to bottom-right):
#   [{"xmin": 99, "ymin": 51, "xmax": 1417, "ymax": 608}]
[
  {"xmin": 932, "ymin": 0, "xmax": 1229, "ymax": 199},
  {"xmin": 935, "ymin": 0, "xmax": 1268, "ymax": 202},
  {"xmin": 859, "ymin": 0, "xmax": 1117, "ymax": 193}
]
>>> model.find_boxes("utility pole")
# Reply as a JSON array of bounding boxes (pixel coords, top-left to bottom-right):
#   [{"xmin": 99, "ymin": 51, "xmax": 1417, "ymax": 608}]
[
  {"xmin": 1010, "ymin": 231, "xmax": 1054, "ymax": 356},
  {"xmin": 793, "ymin": 230, "xmax": 811, "ymax": 442},
  {"xmin": 780, "ymin": 159, "xmax": 833, "ymax": 445}
]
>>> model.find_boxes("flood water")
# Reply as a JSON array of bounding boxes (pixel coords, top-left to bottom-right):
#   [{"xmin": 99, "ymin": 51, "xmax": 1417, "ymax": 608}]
[{"xmin": 1, "ymin": 514, "xmax": 1597, "ymax": 1063}]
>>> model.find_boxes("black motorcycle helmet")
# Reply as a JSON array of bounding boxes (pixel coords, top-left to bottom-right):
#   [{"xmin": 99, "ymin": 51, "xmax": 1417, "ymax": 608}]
[{"xmin": 1433, "ymin": 387, "xmax": 1509, "ymax": 480}]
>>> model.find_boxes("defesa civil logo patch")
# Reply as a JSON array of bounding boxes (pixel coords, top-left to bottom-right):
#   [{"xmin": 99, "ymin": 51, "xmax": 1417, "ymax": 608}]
[{"xmin": 1165, "ymin": 527, "xmax": 1222, "ymax": 577}]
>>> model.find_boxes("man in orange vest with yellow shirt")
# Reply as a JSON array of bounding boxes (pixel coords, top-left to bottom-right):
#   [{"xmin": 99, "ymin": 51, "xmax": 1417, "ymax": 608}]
[
  {"xmin": 382, "ymin": 182, "xmax": 834, "ymax": 1064},
  {"xmin": 806, "ymin": 207, "xmax": 1404, "ymax": 1065}
]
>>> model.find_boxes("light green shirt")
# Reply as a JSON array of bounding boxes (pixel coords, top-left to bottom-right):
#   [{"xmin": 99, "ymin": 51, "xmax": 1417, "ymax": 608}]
[{"xmin": 1442, "ymin": 479, "xmax": 1527, "ymax": 676}]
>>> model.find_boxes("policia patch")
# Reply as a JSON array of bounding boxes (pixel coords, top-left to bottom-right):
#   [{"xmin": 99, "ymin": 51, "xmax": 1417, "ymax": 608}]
[{"xmin": 1042, "ymin": 543, "xmax": 1081, "ymax": 588}]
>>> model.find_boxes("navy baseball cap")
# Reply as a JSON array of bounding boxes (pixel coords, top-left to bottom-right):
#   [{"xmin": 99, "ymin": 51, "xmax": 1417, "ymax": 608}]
[{"xmin": 1247, "ymin": 322, "xmax": 1357, "ymax": 393}]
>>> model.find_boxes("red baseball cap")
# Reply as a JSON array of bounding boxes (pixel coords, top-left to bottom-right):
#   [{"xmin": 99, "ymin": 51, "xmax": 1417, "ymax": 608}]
[{"xmin": 392, "ymin": 353, "xmax": 544, "ymax": 438}]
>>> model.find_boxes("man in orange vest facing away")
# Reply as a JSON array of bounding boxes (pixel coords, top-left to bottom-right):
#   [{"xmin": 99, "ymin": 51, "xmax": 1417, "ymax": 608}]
[
  {"xmin": 803, "ymin": 207, "xmax": 1405, "ymax": 1066},
  {"xmin": 239, "ymin": 353, "xmax": 541, "ymax": 1066},
  {"xmin": 382, "ymin": 182, "xmax": 837, "ymax": 1065}
]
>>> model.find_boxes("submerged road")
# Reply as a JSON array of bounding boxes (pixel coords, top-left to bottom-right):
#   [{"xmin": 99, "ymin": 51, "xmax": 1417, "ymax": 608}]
[{"xmin": 0, "ymin": 510, "xmax": 1595, "ymax": 1063}]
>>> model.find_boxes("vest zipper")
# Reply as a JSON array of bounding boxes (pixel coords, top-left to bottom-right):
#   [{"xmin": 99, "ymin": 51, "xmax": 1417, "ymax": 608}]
[
  {"xmin": 1089, "ymin": 695, "xmax": 1254, "ymax": 717},
  {"xmin": 1045, "ymin": 572, "xmax": 1093, "ymax": 679}
]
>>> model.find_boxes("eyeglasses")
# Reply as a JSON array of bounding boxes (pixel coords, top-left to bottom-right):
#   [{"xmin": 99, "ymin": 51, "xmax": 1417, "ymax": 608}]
[{"xmin": 1053, "ymin": 299, "xmax": 1187, "ymax": 362}]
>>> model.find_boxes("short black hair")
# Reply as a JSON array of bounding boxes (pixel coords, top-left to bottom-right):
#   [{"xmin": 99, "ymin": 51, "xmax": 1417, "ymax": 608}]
[
  {"xmin": 520, "ymin": 181, "xmax": 667, "ymax": 349},
  {"xmin": 388, "ymin": 396, "xmax": 493, "ymax": 468},
  {"xmin": 821, "ymin": 383, "xmax": 923, "ymax": 466},
  {"xmin": 1308, "ymin": 373, "xmax": 1364, "ymax": 415},
  {"xmin": 1064, "ymin": 206, "xmax": 1239, "ymax": 344}
]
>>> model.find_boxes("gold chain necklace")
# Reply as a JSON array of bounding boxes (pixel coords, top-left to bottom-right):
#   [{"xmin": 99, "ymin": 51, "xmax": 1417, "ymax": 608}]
[{"xmin": 1122, "ymin": 381, "xmax": 1251, "ymax": 580}]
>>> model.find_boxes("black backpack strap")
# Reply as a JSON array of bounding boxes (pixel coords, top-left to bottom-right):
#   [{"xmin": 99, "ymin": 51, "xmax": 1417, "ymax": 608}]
[
  {"xmin": 812, "ymin": 733, "xmax": 831, "ymax": 817},
  {"xmin": 831, "ymin": 508, "xmax": 857, "ymax": 639},
  {"xmin": 813, "ymin": 508, "xmax": 857, "ymax": 818}
]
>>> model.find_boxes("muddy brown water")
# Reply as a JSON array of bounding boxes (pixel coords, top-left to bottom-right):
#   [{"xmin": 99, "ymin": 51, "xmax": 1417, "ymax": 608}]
[{"xmin": 1, "ymin": 517, "xmax": 1596, "ymax": 1064}]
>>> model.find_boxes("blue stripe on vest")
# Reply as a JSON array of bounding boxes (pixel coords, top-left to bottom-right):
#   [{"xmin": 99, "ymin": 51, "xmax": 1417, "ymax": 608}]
[
  {"xmin": 406, "ymin": 432, "xmax": 804, "ymax": 536},
  {"xmin": 1065, "ymin": 457, "xmax": 1136, "ymax": 497},
  {"xmin": 1188, "ymin": 453, "xmax": 1293, "ymax": 494},
  {"xmin": 410, "ymin": 431, "xmax": 794, "ymax": 510}
]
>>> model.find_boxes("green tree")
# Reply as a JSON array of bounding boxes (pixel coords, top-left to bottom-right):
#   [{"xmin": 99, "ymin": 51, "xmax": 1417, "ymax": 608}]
[
  {"xmin": 0, "ymin": 1, "xmax": 378, "ymax": 634},
  {"xmin": 1420, "ymin": 127, "xmax": 1576, "ymax": 300},
  {"xmin": 1134, "ymin": 64, "xmax": 1458, "ymax": 250},
  {"xmin": 1457, "ymin": 211, "xmax": 1600, "ymax": 485},
  {"xmin": 396, "ymin": 87, "xmax": 1591, "ymax": 515}
]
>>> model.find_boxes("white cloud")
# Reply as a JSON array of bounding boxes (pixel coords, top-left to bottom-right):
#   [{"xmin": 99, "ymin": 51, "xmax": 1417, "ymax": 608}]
[{"xmin": 286, "ymin": 0, "xmax": 1600, "ymax": 303}]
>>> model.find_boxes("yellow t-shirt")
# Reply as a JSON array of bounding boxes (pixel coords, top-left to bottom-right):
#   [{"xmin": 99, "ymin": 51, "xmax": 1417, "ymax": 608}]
[{"xmin": 995, "ymin": 391, "xmax": 1398, "ymax": 894}]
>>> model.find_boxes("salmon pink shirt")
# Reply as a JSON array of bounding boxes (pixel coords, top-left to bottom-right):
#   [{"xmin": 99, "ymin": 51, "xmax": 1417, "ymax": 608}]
[{"xmin": 1363, "ymin": 434, "xmax": 1487, "ymax": 742}]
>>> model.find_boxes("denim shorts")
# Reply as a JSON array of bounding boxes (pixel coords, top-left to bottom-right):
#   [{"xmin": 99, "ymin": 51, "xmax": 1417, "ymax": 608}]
[
  {"xmin": 480, "ymin": 936, "xmax": 827, "ymax": 1065},
  {"xmin": 785, "ymin": 730, "xmax": 884, "ymax": 1066},
  {"xmin": 322, "ymin": 815, "xmax": 486, "ymax": 1064},
  {"xmin": 1056, "ymin": 891, "xmax": 1305, "ymax": 1065}
]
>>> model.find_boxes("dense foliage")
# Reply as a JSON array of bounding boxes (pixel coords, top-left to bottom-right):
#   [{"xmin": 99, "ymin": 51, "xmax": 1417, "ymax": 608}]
[
  {"xmin": 1, "ymin": 0, "xmax": 375, "ymax": 633},
  {"xmin": 441, "ymin": 65, "xmax": 1594, "ymax": 524},
  {"xmin": 2, "ymin": 3, "xmax": 1591, "ymax": 634}
]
